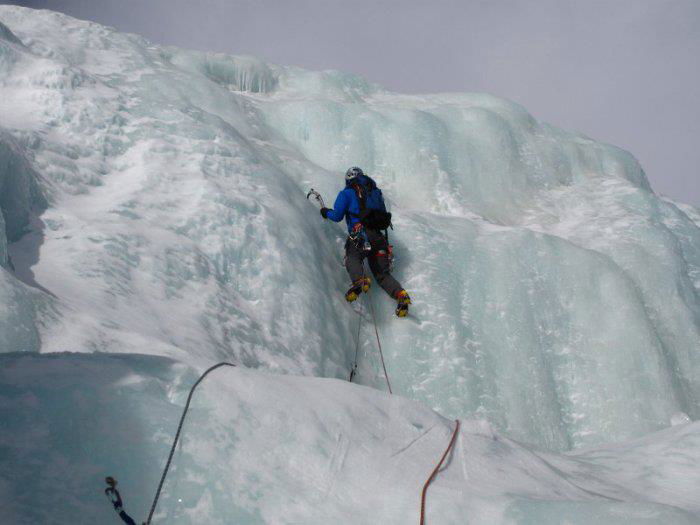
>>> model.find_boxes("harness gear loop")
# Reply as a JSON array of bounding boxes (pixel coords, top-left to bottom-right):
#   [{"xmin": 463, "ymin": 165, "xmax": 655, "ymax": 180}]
[
  {"xmin": 419, "ymin": 420, "xmax": 460, "ymax": 525},
  {"xmin": 348, "ymin": 222, "xmax": 371, "ymax": 252}
]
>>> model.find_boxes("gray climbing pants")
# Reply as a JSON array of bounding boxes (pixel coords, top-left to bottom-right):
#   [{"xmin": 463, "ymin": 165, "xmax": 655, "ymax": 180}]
[{"xmin": 345, "ymin": 228, "xmax": 403, "ymax": 298}]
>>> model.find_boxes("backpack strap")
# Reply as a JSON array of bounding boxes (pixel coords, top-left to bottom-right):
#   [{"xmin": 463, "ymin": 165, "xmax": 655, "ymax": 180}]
[
  {"xmin": 347, "ymin": 183, "xmax": 366, "ymax": 217},
  {"xmin": 355, "ymin": 183, "xmax": 366, "ymax": 210}
]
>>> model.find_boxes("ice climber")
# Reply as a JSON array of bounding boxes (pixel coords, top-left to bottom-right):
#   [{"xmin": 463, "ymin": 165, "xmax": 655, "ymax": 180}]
[{"xmin": 320, "ymin": 167, "xmax": 412, "ymax": 317}]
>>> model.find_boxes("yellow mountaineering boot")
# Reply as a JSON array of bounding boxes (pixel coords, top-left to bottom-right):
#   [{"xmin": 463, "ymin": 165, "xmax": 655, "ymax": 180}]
[
  {"xmin": 395, "ymin": 289, "xmax": 411, "ymax": 317},
  {"xmin": 360, "ymin": 277, "xmax": 371, "ymax": 293},
  {"xmin": 345, "ymin": 277, "xmax": 371, "ymax": 302}
]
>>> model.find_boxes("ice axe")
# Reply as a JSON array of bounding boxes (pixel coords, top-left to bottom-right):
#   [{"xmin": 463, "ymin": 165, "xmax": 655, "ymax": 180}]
[{"xmin": 306, "ymin": 188, "xmax": 325, "ymax": 209}]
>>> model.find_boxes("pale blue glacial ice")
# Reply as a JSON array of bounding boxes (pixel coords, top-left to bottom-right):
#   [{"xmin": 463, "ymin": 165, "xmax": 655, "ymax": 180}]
[
  {"xmin": 0, "ymin": 6, "xmax": 699, "ymax": 523},
  {"xmin": 1, "ymin": 354, "xmax": 699, "ymax": 524}
]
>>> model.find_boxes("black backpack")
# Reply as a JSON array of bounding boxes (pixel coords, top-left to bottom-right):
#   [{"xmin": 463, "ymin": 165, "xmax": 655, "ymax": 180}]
[{"xmin": 351, "ymin": 176, "xmax": 392, "ymax": 230}]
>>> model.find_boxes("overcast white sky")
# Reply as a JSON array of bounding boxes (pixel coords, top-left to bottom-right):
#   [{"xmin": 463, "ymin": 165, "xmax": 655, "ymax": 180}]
[{"xmin": 9, "ymin": 0, "xmax": 700, "ymax": 206}]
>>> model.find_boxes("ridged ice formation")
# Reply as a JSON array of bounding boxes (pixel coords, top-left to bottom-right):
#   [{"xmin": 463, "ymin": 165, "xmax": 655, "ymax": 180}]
[{"xmin": 1, "ymin": 6, "xmax": 699, "ymax": 451}]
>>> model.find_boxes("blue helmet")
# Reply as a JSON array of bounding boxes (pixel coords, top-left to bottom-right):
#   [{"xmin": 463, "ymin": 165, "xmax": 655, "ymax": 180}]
[{"xmin": 345, "ymin": 166, "xmax": 364, "ymax": 182}]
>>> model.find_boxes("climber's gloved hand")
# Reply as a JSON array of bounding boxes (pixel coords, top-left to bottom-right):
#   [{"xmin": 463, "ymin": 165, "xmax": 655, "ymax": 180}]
[{"xmin": 320, "ymin": 207, "xmax": 330, "ymax": 219}]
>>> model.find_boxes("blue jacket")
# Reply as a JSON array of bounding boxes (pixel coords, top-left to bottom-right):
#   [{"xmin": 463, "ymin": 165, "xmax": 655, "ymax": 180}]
[
  {"xmin": 325, "ymin": 186, "xmax": 362, "ymax": 233},
  {"xmin": 326, "ymin": 175, "xmax": 380, "ymax": 232}
]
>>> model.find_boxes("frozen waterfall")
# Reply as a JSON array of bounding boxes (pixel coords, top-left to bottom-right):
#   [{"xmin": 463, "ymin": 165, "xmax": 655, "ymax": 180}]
[{"xmin": 0, "ymin": 6, "xmax": 699, "ymax": 524}]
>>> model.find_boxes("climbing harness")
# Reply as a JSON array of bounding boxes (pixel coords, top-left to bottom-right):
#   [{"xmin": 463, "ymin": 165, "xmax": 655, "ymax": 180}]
[
  {"xmin": 349, "ymin": 222, "xmax": 372, "ymax": 252},
  {"xmin": 419, "ymin": 420, "xmax": 460, "ymax": 525}
]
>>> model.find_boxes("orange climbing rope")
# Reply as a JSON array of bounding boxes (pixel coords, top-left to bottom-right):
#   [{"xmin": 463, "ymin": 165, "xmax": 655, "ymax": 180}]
[{"xmin": 419, "ymin": 419, "xmax": 460, "ymax": 525}]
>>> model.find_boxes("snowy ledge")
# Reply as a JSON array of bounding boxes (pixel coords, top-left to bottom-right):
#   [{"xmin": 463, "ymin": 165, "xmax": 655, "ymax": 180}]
[{"xmin": 1, "ymin": 352, "xmax": 698, "ymax": 524}]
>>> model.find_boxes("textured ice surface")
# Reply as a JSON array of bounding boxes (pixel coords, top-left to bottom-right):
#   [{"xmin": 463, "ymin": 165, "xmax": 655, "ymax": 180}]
[
  {"xmin": 0, "ymin": 131, "xmax": 45, "ymax": 248},
  {"xmin": 0, "ymin": 6, "xmax": 699, "ymax": 450},
  {"xmin": 0, "ymin": 6, "xmax": 699, "ymax": 523},
  {"xmin": 0, "ymin": 130, "xmax": 45, "ymax": 352},
  {"xmin": 1, "ymin": 353, "xmax": 698, "ymax": 525}
]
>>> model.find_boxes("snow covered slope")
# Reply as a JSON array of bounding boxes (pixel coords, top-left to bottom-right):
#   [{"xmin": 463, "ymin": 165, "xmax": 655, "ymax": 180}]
[
  {"xmin": 0, "ymin": 6, "xmax": 699, "ymax": 523},
  {"xmin": 2, "ymin": 353, "xmax": 699, "ymax": 525}
]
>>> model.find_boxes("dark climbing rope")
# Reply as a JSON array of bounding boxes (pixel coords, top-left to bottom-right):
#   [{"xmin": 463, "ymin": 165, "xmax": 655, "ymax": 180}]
[
  {"xmin": 349, "ymin": 300, "xmax": 364, "ymax": 382},
  {"xmin": 419, "ymin": 420, "xmax": 460, "ymax": 525},
  {"xmin": 145, "ymin": 362, "xmax": 237, "ymax": 525},
  {"xmin": 349, "ymin": 268, "xmax": 366, "ymax": 383},
  {"xmin": 104, "ymin": 347, "xmax": 450, "ymax": 525},
  {"xmin": 366, "ymin": 294, "xmax": 392, "ymax": 394}
]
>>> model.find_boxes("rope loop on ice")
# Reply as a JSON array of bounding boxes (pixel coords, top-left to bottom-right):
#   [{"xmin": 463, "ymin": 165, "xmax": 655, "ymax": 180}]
[
  {"xmin": 103, "ymin": 361, "xmax": 455, "ymax": 525},
  {"xmin": 419, "ymin": 419, "xmax": 460, "ymax": 525},
  {"xmin": 112, "ymin": 318, "xmax": 394, "ymax": 525},
  {"xmin": 145, "ymin": 362, "xmax": 237, "ymax": 524}
]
